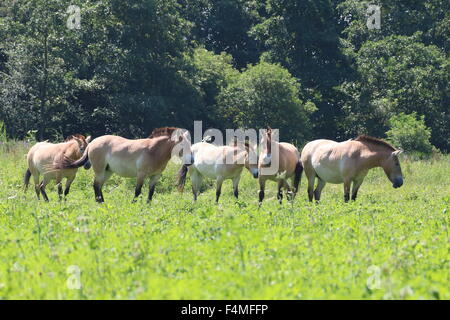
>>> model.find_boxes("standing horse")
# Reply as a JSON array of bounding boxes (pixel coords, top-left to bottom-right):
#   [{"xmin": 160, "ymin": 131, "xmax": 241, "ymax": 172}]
[
  {"xmin": 300, "ymin": 135, "xmax": 404, "ymax": 202},
  {"xmin": 177, "ymin": 140, "xmax": 259, "ymax": 202},
  {"xmin": 55, "ymin": 127, "xmax": 192, "ymax": 203},
  {"xmin": 258, "ymin": 128, "xmax": 303, "ymax": 204},
  {"xmin": 24, "ymin": 134, "xmax": 91, "ymax": 201}
]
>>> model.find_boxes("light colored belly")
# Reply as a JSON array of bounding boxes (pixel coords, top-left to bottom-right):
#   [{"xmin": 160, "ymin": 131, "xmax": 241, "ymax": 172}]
[
  {"xmin": 195, "ymin": 161, "xmax": 220, "ymax": 179},
  {"xmin": 312, "ymin": 158, "xmax": 344, "ymax": 184},
  {"xmin": 106, "ymin": 156, "xmax": 137, "ymax": 177}
]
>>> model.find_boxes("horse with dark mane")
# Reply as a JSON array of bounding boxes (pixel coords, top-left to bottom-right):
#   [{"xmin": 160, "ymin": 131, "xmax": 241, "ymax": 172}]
[
  {"xmin": 300, "ymin": 135, "xmax": 404, "ymax": 202},
  {"xmin": 54, "ymin": 128, "xmax": 192, "ymax": 203}
]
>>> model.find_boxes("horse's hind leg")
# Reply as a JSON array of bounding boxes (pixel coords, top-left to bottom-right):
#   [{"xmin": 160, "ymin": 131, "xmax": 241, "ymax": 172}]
[
  {"xmin": 283, "ymin": 180, "xmax": 294, "ymax": 202},
  {"xmin": 56, "ymin": 176, "xmax": 63, "ymax": 201},
  {"xmin": 314, "ymin": 178, "xmax": 326, "ymax": 202},
  {"xmin": 306, "ymin": 174, "xmax": 316, "ymax": 202},
  {"xmin": 190, "ymin": 169, "xmax": 202, "ymax": 201},
  {"xmin": 32, "ymin": 172, "xmax": 41, "ymax": 199},
  {"xmin": 40, "ymin": 176, "xmax": 51, "ymax": 202},
  {"xmin": 93, "ymin": 170, "xmax": 112, "ymax": 203},
  {"xmin": 64, "ymin": 175, "xmax": 75, "ymax": 199}
]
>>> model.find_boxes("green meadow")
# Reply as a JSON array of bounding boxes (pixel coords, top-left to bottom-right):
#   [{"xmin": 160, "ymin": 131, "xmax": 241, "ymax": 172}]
[{"xmin": 0, "ymin": 142, "xmax": 448, "ymax": 300}]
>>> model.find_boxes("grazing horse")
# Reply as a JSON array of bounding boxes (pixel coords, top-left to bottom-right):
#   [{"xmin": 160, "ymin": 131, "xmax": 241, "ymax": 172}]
[
  {"xmin": 55, "ymin": 127, "xmax": 193, "ymax": 203},
  {"xmin": 24, "ymin": 134, "xmax": 91, "ymax": 201},
  {"xmin": 300, "ymin": 135, "xmax": 404, "ymax": 202},
  {"xmin": 258, "ymin": 128, "xmax": 302, "ymax": 204},
  {"xmin": 177, "ymin": 140, "xmax": 259, "ymax": 202}
]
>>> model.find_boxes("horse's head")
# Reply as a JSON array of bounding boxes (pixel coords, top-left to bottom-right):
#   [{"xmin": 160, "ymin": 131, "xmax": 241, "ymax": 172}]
[
  {"xmin": 244, "ymin": 141, "xmax": 259, "ymax": 178},
  {"xmin": 381, "ymin": 150, "xmax": 404, "ymax": 188},
  {"xmin": 67, "ymin": 134, "xmax": 91, "ymax": 154},
  {"xmin": 259, "ymin": 127, "xmax": 272, "ymax": 167},
  {"xmin": 173, "ymin": 130, "xmax": 194, "ymax": 166}
]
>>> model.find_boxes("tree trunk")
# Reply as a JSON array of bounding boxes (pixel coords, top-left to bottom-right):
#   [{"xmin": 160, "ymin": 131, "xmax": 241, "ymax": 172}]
[{"xmin": 39, "ymin": 32, "xmax": 49, "ymax": 141}]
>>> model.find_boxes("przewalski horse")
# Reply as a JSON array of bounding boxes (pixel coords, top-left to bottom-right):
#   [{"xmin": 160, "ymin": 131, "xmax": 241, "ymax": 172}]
[
  {"xmin": 24, "ymin": 134, "xmax": 91, "ymax": 201},
  {"xmin": 55, "ymin": 127, "xmax": 193, "ymax": 203},
  {"xmin": 258, "ymin": 128, "xmax": 302, "ymax": 204},
  {"xmin": 300, "ymin": 135, "xmax": 404, "ymax": 202},
  {"xmin": 177, "ymin": 139, "xmax": 259, "ymax": 203}
]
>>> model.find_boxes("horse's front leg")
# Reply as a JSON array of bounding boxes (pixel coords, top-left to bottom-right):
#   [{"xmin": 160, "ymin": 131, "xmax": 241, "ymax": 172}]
[
  {"xmin": 215, "ymin": 177, "xmax": 224, "ymax": 203},
  {"xmin": 277, "ymin": 180, "xmax": 284, "ymax": 204},
  {"xmin": 232, "ymin": 175, "xmax": 241, "ymax": 199},
  {"xmin": 33, "ymin": 174, "xmax": 41, "ymax": 200},
  {"xmin": 133, "ymin": 174, "xmax": 146, "ymax": 202},
  {"xmin": 343, "ymin": 179, "xmax": 351, "ymax": 202},
  {"xmin": 258, "ymin": 178, "xmax": 266, "ymax": 204},
  {"xmin": 190, "ymin": 169, "xmax": 202, "ymax": 202},
  {"xmin": 147, "ymin": 174, "xmax": 161, "ymax": 203},
  {"xmin": 351, "ymin": 179, "xmax": 364, "ymax": 201}
]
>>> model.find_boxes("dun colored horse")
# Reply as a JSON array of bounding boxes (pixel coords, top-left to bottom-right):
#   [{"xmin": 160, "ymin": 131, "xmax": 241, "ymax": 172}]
[
  {"xmin": 300, "ymin": 135, "xmax": 404, "ymax": 202},
  {"xmin": 55, "ymin": 127, "xmax": 193, "ymax": 203},
  {"xmin": 177, "ymin": 139, "xmax": 259, "ymax": 202},
  {"xmin": 24, "ymin": 134, "xmax": 91, "ymax": 201},
  {"xmin": 258, "ymin": 128, "xmax": 302, "ymax": 204}
]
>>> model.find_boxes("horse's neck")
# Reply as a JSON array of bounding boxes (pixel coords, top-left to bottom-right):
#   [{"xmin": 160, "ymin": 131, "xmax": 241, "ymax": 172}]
[
  {"xmin": 267, "ymin": 139, "xmax": 278, "ymax": 155},
  {"xmin": 64, "ymin": 141, "xmax": 81, "ymax": 159},
  {"xmin": 360, "ymin": 145, "xmax": 390, "ymax": 169}
]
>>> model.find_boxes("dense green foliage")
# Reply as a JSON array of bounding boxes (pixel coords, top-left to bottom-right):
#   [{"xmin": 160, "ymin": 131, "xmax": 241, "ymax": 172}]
[
  {"xmin": 217, "ymin": 62, "xmax": 314, "ymax": 142},
  {"xmin": 386, "ymin": 113, "xmax": 434, "ymax": 158},
  {"xmin": 0, "ymin": 0, "xmax": 449, "ymax": 149},
  {"xmin": 0, "ymin": 143, "xmax": 448, "ymax": 299}
]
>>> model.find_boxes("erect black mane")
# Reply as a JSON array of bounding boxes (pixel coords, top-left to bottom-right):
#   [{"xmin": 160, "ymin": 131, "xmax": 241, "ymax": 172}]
[
  {"xmin": 149, "ymin": 127, "xmax": 179, "ymax": 138},
  {"xmin": 354, "ymin": 135, "xmax": 396, "ymax": 151}
]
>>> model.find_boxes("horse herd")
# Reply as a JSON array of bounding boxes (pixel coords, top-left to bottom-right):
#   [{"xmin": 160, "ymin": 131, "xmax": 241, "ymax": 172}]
[{"xmin": 24, "ymin": 127, "xmax": 404, "ymax": 204}]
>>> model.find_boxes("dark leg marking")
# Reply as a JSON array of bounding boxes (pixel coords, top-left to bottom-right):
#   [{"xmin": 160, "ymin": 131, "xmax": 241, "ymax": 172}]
[
  {"xmin": 147, "ymin": 185, "xmax": 156, "ymax": 203},
  {"xmin": 215, "ymin": 187, "xmax": 222, "ymax": 203},
  {"xmin": 40, "ymin": 184, "xmax": 49, "ymax": 202},
  {"xmin": 93, "ymin": 182, "xmax": 104, "ymax": 203}
]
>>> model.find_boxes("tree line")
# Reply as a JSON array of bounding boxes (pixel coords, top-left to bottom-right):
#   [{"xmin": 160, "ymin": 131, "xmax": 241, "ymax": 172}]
[{"xmin": 0, "ymin": 0, "xmax": 448, "ymax": 153}]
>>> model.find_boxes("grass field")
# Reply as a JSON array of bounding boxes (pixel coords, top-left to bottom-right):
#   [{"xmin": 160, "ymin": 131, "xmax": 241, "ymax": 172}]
[{"xmin": 0, "ymin": 141, "xmax": 448, "ymax": 299}]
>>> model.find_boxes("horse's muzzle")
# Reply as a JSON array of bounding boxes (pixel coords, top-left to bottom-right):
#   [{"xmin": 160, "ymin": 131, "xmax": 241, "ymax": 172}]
[
  {"xmin": 183, "ymin": 154, "xmax": 194, "ymax": 166},
  {"xmin": 393, "ymin": 177, "xmax": 403, "ymax": 188}
]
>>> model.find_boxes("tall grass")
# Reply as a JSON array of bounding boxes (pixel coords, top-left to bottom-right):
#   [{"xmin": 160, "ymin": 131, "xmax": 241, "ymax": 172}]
[{"xmin": 0, "ymin": 142, "xmax": 448, "ymax": 299}]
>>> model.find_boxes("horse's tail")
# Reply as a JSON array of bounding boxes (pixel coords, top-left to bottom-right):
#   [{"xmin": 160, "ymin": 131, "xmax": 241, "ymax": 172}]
[
  {"xmin": 55, "ymin": 147, "xmax": 89, "ymax": 170},
  {"xmin": 293, "ymin": 160, "xmax": 303, "ymax": 193},
  {"xmin": 24, "ymin": 168, "xmax": 31, "ymax": 192},
  {"xmin": 177, "ymin": 164, "xmax": 189, "ymax": 192}
]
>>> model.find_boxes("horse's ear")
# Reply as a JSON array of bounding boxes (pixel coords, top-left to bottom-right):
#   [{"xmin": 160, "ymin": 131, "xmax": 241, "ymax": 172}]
[
  {"xmin": 72, "ymin": 136, "xmax": 83, "ymax": 146},
  {"xmin": 392, "ymin": 150, "xmax": 403, "ymax": 157},
  {"xmin": 86, "ymin": 136, "xmax": 92, "ymax": 143}
]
